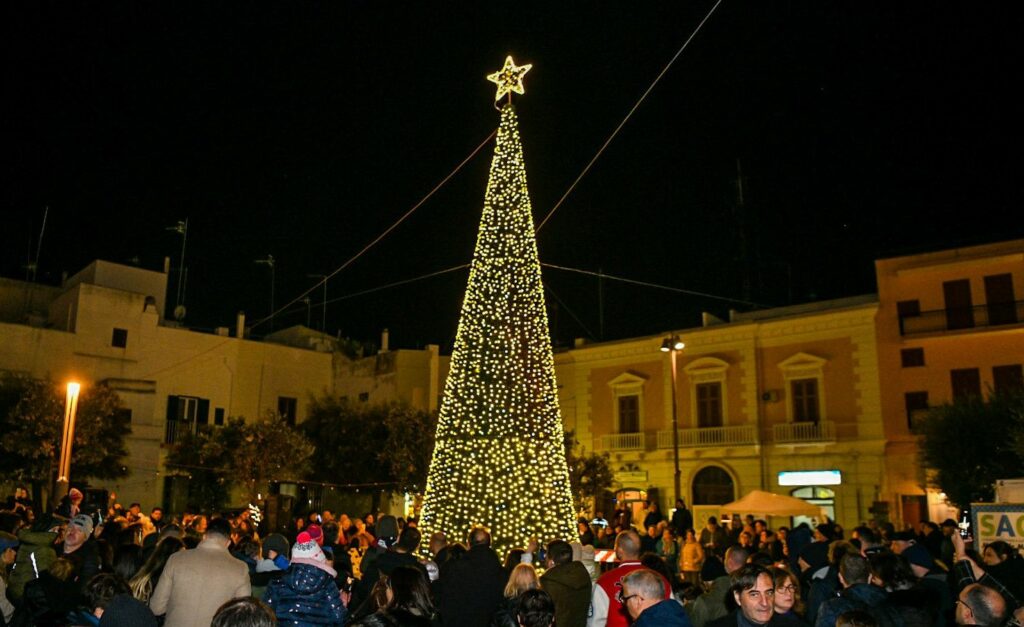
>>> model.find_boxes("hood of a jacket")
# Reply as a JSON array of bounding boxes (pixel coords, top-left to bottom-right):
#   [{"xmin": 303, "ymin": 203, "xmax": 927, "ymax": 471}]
[
  {"xmin": 281, "ymin": 562, "xmax": 337, "ymax": 595},
  {"xmin": 845, "ymin": 582, "xmax": 888, "ymax": 606},
  {"xmin": 542, "ymin": 560, "xmax": 592, "ymax": 591}
]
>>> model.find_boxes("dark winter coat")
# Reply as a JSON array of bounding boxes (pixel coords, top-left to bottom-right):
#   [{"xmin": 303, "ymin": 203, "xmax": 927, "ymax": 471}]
[
  {"xmin": 540, "ymin": 560, "xmax": 592, "ymax": 627},
  {"xmin": 437, "ymin": 544, "xmax": 506, "ymax": 627},
  {"xmin": 813, "ymin": 583, "xmax": 903, "ymax": 627},
  {"xmin": 7, "ymin": 570, "xmax": 81, "ymax": 627},
  {"xmin": 8, "ymin": 528, "xmax": 58, "ymax": 600},
  {"xmin": 265, "ymin": 563, "xmax": 347, "ymax": 626},
  {"xmin": 634, "ymin": 599, "xmax": 693, "ymax": 627},
  {"xmin": 351, "ymin": 608, "xmax": 440, "ymax": 627},
  {"xmin": 672, "ymin": 507, "xmax": 694, "ymax": 535},
  {"xmin": 490, "ymin": 596, "xmax": 519, "ymax": 627}
]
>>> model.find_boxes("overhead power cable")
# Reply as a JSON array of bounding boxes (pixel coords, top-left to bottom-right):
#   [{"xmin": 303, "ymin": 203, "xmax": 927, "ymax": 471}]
[
  {"xmin": 535, "ymin": 0, "xmax": 725, "ymax": 232},
  {"xmin": 249, "ymin": 129, "xmax": 497, "ymax": 331},
  {"xmin": 541, "ymin": 262, "xmax": 771, "ymax": 308}
]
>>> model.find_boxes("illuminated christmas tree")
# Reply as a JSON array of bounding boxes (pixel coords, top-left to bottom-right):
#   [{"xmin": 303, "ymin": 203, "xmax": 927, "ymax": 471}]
[{"xmin": 419, "ymin": 57, "xmax": 576, "ymax": 555}]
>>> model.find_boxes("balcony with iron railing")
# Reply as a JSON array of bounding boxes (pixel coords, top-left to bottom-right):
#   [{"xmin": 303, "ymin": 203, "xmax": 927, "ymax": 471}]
[
  {"xmin": 773, "ymin": 419, "xmax": 835, "ymax": 444},
  {"xmin": 600, "ymin": 432, "xmax": 648, "ymax": 451},
  {"xmin": 900, "ymin": 301, "xmax": 1023, "ymax": 336},
  {"xmin": 656, "ymin": 424, "xmax": 758, "ymax": 449}
]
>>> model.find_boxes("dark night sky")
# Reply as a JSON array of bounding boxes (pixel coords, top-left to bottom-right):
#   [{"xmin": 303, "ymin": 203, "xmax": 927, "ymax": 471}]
[{"xmin": 3, "ymin": 3, "xmax": 1021, "ymax": 351}]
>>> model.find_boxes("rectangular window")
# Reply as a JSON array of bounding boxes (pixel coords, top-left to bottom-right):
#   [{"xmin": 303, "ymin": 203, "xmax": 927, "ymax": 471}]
[
  {"xmin": 943, "ymin": 279, "xmax": 974, "ymax": 330},
  {"xmin": 112, "ymin": 328, "xmax": 128, "ymax": 348},
  {"xmin": 791, "ymin": 379, "xmax": 820, "ymax": 422},
  {"xmin": 900, "ymin": 348, "xmax": 925, "ymax": 368},
  {"xmin": 618, "ymin": 395, "xmax": 640, "ymax": 433},
  {"xmin": 904, "ymin": 392, "xmax": 929, "ymax": 431},
  {"xmin": 278, "ymin": 396, "xmax": 298, "ymax": 426},
  {"xmin": 897, "ymin": 300, "xmax": 921, "ymax": 335},
  {"xmin": 696, "ymin": 382, "xmax": 723, "ymax": 428},
  {"xmin": 985, "ymin": 274, "xmax": 1017, "ymax": 326},
  {"xmin": 165, "ymin": 395, "xmax": 208, "ymax": 443},
  {"xmin": 950, "ymin": 368, "xmax": 981, "ymax": 400},
  {"xmin": 115, "ymin": 408, "xmax": 133, "ymax": 425},
  {"xmin": 214, "ymin": 407, "xmax": 225, "ymax": 426},
  {"xmin": 993, "ymin": 365, "xmax": 1024, "ymax": 394}
]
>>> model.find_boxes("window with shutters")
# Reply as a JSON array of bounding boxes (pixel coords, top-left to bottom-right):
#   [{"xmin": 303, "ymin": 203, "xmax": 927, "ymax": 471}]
[
  {"xmin": 608, "ymin": 372, "xmax": 647, "ymax": 434},
  {"xmin": 791, "ymin": 379, "xmax": 820, "ymax": 423},
  {"xmin": 278, "ymin": 396, "xmax": 298, "ymax": 426},
  {"xmin": 696, "ymin": 382, "xmax": 723, "ymax": 428},
  {"xmin": 618, "ymin": 395, "xmax": 640, "ymax": 433},
  {"xmin": 950, "ymin": 368, "xmax": 981, "ymax": 400},
  {"xmin": 993, "ymin": 365, "xmax": 1024, "ymax": 394},
  {"xmin": 904, "ymin": 391, "xmax": 929, "ymax": 431},
  {"xmin": 164, "ymin": 395, "xmax": 210, "ymax": 444},
  {"xmin": 778, "ymin": 352, "xmax": 827, "ymax": 424},
  {"xmin": 684, "ymin": 357, "xmax": 730, "ymax": 429}
]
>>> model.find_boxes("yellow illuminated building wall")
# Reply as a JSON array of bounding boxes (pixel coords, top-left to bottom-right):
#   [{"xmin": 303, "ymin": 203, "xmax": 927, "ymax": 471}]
[{"xmin": 876, "ymin": 239, "xmax": 1024, "ymax": 526}]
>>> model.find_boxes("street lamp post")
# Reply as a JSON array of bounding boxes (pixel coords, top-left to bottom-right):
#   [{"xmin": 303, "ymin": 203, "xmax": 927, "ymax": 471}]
[
  {"xmin": 660, "ymin": 336, "xmax": 685, "ymax": 505},
  {"xmin": 56, "ymin": 382, "xmax": 81, "ymax": 499}
]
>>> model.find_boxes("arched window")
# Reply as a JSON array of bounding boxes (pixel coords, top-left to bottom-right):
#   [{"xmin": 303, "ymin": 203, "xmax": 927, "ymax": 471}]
[
  {"xmin": 692, "ymin": 466, "xmax": 735, "ymax": 505},
  {"xmin": 790, "ymin": 486, "xmax": 835, "ymax": 525}
]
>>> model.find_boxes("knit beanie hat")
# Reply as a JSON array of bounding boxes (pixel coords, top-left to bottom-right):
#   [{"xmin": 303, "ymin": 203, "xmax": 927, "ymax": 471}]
[
  {"xmin": 99, "ymin": 593, "xmax": 158, "ymax": 627},
  {"xmin": 69, "ymin": 488, "xmax": 84, "ymax": 502},
  {"xmin": 291, "ymin": 532, "xmax": 337, "ymax": 576},
  {"xmin": 902, "ymin": 543, "xmax": 936, "ymax": 571},
  {"xmin": 306, "ymin": 524, "xmax": 324, "ymax": 546},
  {"xmin": 262, "ymin": 533, "xmax": 290, "ymax": 559}
]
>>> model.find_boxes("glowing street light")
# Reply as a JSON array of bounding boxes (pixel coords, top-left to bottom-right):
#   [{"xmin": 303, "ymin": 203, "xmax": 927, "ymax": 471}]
[
  {"xmin": 660, "ymin": 336, "xmax": 685, "ymax": 504},
  {"xmin": 56, "ymin": 382, "xmax": 81, "ymax": 498}
]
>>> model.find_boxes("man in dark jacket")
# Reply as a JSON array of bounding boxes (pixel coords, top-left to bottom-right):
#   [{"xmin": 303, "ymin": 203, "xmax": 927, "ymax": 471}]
[
  {"xmin": 57, "ymin": 514, "xmax": 101, "ymax": 592},
  {"xmin": 705, "ymin": 564, "xmax": 778, "ymax": 627},
  {"xmin": 540, "ymin": 540, "xmax": 591, "ymax": 627},
  {"xmin": 671, "ymin": 500, "xmax": 694, "ymax": 536},
  {"xmin": 621, "ymin": 568, "xmax": 692, "ymax": 627},
  {"xmin": 437, "ymin": 527, "xmax": 506, "ymax": 627},
  {"xmin": 361, "ymin": 526, "xmax": 429, "ymax": 585},
  {"xmin": 814, "ymin": 554, "xmax": 902, "ymax": 627}
]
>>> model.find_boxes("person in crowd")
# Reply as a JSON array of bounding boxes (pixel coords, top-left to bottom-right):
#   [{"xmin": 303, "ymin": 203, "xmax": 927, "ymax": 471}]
[
  {"xmin": 436, "ymin": 527, "xmax": 506, "ymax": 627},
  {"xmin": 705, "ymin": 564, "xmax": 776, "ymax": 627},
  {"xmin": 699, "ymin": 517, "xmax": 729, "ymax": 558},
  {"xmin": 8, "ymin": 557, "xmax": 79, "ymax": 626},
  {"xmin": 515, "ymin": 589, "xmax": 556, "ymax": 627},
  {"xmin": 149, "ymin": 507, "xmax": 165, "ymax": 531},
  {"xmin": 727, "ymin": 516, "xmax": 744, "ymax": 546},
  {"xmin": 59, "ymin": 513, "xmax": 102, "ymax": 591},
  {"xmin": 805, "ymin": 541, "xmax": 859, "ymax": 626},
  {"xmin": 814, "ymin": 553, "xmax": 902, "ymax": 627},
  {"xmin": 212, "ymin": 596, "xmax": 278, "ymax": 627},
  {"xmin": 355, "ymin": 515, "xmax": 400, "ymax": 604},
  {"xmin": 656, "ymin": 527, "xmax": 680, "ymax": 579},
  {"xmin": 578, "ymin": 519, "xmax": 595, "ymax": 546},
  {"xmin": 424, "ymin": 531, "xmax": 449, "ymax": 583},
  {"xmin": 901, "ymin": 542, "xmax": 955, "ymax": 621},
  {"xmin": 681, "ymin": 528, "xmax": 705, "ymax": 587},
  {"xmin": 852, "ymin": 526, "xmax": 884, "ymax": 557},
  {"xmin": 950, "ymin": 531, "xmax": 1015, "ymax": 626},
  {"xmin": 671, "ymin": 499, "xmax": 694, "ymax": 536},
  {"xmin": 619, "ymin": 567, "xmax": 692, "ymax": 627},
  {"xmin": 0, "ymin": 531, "xmax": 18, "ymax": 624},
  {"xmin": 939, "ymin": 520, "xmax": 958, "ymax": 568},
  {"xmin": 129, "ymin": 536, "xmax": 185, "ymax": 603},
  {"xmin": 639, "ymin": 526, "xmax": 658, "ymax": 554},
  {"xmin": 362, "ymin": 525, "xmax": 429, "ymax": 588},
  {"xmin": 349, "ymin": 564, "xmax": 438, "ymax": 627},
  {"xmin": 55, "ymin": 487, "xmax": 85, "ymax": 518},
  {"xmin": 866, "ymin": 550, "xmax": 938, "ymax": 627},
  {"xmin": 771, "ymin": 566, "xmax": 808, "ymax": 627},
  {"xmin": 257, "ymin": 533, "xmax": 291, "ymax": 572},
  {"xmin": 761, "ymin": 530, "xmax": 785, "ymax": 562},
  {"xmin": 71, "ymin": 573, "xmax": 133, "ymax": 622},
  {"xmin": 265, "ymin": 530, "xmax": 347, "ymax": 626},
  {"xmin": 835, "ymin": 609, "xmax": 878, "ymax": 627},
  {"xmin": 643, "ymin": 502, "xmax": 664, "ymax": 530},
  {"xmin": 589, "ymin": 529, "xmax": 670, "ymax": 627},
  {"xmin": 688, "ymin": 546, "xmax": 750, "ymax": 627},
  {"xmin": 954, "ymin": 583, "xmax": 1007, "ymax": 626},
  {"xmin": 150, "ymin": 517, "xmax": 251, "ymax": 627},
  {"xmin": 493, "ymin": 563, "xmax": 541, "ymax": 627},
  {"xmin": 918, "ymin": 521, "xmax": 943, "ymax": 560},
  {"xmin": 112, "ymin": 543, "xmax": 144, "ymax": 582},
  {"xmin": 539, "ymin": 539, "xmax": 591, "ymax": 627},
  {"xmin": 7, "ymin": 514, "xmax": 61, "ymax": 600}
]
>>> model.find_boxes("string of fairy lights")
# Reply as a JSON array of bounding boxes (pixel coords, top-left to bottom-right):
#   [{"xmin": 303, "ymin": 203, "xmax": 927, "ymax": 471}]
[{"xmin": 417, "ymin": 68, "xmax": 576, "ymax": 556}]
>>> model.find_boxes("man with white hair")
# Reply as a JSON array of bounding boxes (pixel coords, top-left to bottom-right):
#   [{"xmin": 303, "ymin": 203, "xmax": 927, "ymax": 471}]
[{"xmin": 620, "ymin": 568, "xmax": 692, "ymax": 626}]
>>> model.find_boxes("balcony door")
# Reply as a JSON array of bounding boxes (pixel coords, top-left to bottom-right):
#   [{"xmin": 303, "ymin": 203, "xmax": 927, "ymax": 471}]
[
  {"xmin": 696, "ymin": 382, "xmax": 723, "ymax": 428},
  {"xmin": 985, "ymin": 274, "xmax": 1017, "ymax": 325},
  {"xmin": 943, "ymin": 279, "xmax": 974, "ymax": 330}
]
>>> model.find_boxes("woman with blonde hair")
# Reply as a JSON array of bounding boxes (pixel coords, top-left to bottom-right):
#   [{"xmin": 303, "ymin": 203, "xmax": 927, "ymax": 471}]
[
  {"xmin": 680, "ymin": 528, "xmax": 705, "ymax": 587},
  {"xmin": 129, "ymin": 536, "xmax": 186, "ymax": 602},
  {"xmin": 493, "ymin": 563, "xmax": 540, "ymax": 627}
]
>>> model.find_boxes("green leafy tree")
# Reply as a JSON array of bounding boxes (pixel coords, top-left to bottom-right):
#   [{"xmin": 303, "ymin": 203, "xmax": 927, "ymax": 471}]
[
  {"xmin": 166, "ymin": 413, "xmax": 315, "ymax": 511},
  {"xmin": 918, "ymin": 390, "xmax": 1024, "ymax": 511},
  {"xmin": 564, "ymin": 430, "xmax": 615, "ymax": 515},
  {"xmin": 0, "ymin": 375, "xmax": 130, "ymax": 502},
  {"xmin": 303, "ymin": 397, "xmax": 436, "ymax": 499}
]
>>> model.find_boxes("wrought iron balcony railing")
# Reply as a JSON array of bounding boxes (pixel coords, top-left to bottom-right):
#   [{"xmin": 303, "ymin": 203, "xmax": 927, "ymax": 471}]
[{"xmin": 900, "ymin": 301, "xmax": 1023, "ymax": 336}]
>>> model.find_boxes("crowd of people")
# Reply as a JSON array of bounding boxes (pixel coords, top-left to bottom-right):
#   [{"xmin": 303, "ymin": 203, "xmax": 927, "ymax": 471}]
[{"xmin": 2, "ymin": 488, "xmax": 1024, "ymax": 627}]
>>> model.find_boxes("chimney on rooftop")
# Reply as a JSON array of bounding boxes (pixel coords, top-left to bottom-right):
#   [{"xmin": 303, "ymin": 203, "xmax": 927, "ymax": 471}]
[
  {"xmin": 380, "ymin": 328, "xmax": 389, "ymax": 353},
  {"xmin": 163, "ymin": 256, "xmax": 171, "ymax": 274},
  {"xmin": 236, "ymin": 311, "xmax": 246, "ymax": 339}
]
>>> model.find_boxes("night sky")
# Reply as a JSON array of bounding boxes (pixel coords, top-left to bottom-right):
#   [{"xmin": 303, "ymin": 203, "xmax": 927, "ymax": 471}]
[{"xmin": 4, "ymin": 3, "xmax": 1021, "ymax": 351}]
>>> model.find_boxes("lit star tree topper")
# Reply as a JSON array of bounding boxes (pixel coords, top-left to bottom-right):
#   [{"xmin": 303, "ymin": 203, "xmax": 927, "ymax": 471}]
[
  {"xmin": 418, "ymin": 58, "xmax": 576, "ymax": 557},
  {"xmin": 486, "ymin": 55, "xmax": 532, "ymax": 103}
]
